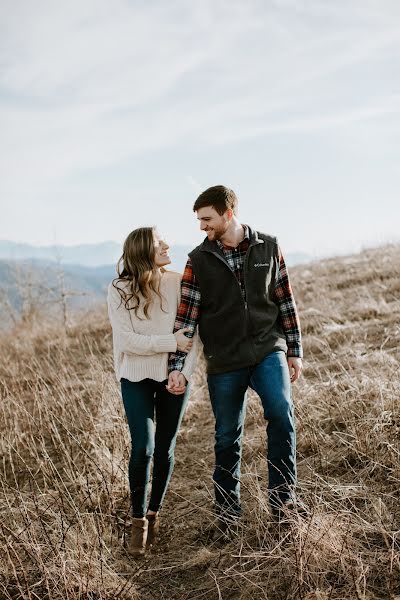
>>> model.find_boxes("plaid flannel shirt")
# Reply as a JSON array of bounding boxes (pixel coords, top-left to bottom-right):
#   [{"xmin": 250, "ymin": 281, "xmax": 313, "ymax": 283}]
[{"xmin": 168, "ymin": 228, "xmax": 302, "ymax": 372}]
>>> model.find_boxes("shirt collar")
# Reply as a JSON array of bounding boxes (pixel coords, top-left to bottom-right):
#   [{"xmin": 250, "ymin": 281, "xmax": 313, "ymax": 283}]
[{"xmin": 216, "ymin": 224, "xmax": 249, "ymax": 251}]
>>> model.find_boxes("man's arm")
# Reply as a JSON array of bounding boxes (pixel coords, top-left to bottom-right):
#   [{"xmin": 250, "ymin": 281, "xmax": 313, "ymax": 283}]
[
  {"xmin": 168, "ymin": 258, "xmax": 201, "ymax": 374},
  {"xmin": 273, "ymin": 246, "xmax": 303, "ymax": 360},
  {"xmin": 273, "ymin": 247, "xmax": 303, "ymax": 382}
]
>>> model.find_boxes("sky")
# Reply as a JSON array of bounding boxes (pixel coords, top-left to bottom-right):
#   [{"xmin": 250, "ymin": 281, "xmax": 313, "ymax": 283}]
[{"xmin": 1, "ymin": 0, "xmax": 399, "ymax": 257}]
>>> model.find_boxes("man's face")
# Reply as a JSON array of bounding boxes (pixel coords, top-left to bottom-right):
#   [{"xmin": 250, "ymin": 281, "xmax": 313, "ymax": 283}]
[{"xmin": 196, "ymin": 206, "xmax": 231, "ymax": 241}]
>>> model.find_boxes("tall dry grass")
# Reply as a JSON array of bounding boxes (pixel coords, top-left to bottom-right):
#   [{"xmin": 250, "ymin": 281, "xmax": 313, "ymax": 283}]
[{"xmin": 0, "ymin": 244, "xmax": 399, "ymax": 599}]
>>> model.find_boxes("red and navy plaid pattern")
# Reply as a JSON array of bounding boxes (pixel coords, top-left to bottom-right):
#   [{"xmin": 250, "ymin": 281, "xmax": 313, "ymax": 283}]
[
  {"xmin": 273, "ymin": 252, "xmax": 302, "ymax": 358},
  {"xmin": 215, "ymin": 226, "xmax": 250, "ymax": 300},
  {"xmin": 169, "ymin": 231, "xmax": 302, "ymax": 372}
]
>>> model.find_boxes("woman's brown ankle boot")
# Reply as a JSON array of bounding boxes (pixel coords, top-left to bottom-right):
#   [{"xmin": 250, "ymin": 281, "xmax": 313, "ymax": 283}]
[
  {"xmin": 128, "ymin": 517, "xmax": 148, "ymax": 556},
  {"xmin": 146, "ymin": 513, "xmax": 160, "ymax": 546}
]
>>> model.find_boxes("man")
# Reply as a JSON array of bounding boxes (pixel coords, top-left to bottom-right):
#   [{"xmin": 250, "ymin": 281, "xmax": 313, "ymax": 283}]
[{"xmin": 167, "ymin": 185, "xmax": 303, "ymax": 521}]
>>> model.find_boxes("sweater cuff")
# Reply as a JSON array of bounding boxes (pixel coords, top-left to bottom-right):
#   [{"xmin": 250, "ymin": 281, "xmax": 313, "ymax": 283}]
[{"xmin": 155, "ymin": 334, "xmax": 177, "ymax": 353}]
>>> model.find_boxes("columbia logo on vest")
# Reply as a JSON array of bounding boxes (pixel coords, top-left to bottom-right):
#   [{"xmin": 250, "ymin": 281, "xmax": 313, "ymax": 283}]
[{"xmin": 254, "ymin": 263, "xmax": 269, "ymax": 268}]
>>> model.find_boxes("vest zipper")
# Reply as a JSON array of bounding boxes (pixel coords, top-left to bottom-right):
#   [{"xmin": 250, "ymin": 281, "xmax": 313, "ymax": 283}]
[{"xmin": 243, "ymin": 250, "xmax": 257, "ymax": 364}]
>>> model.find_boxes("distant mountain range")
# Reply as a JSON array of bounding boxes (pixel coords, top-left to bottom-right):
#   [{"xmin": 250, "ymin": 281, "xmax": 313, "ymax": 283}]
[
  {"xmin": 0, "ymin": 258, "xmax": 115, "ymax": 327},
  {"xmin": 0, "ymin": 240, "xmax": 122, "ymax": 267},
  {"xmin": 0, "ymin": 240, "xmax": 314, "ymax": 327},
  {"xmin": 0, "ymin": 240, "xmax": 313, "ymax": 270}
]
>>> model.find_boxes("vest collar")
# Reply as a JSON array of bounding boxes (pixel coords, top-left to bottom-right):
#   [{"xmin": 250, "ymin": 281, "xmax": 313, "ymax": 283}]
[{"xmin": 199, "ymin": 224, "xmax": 264, "ymax": 253}]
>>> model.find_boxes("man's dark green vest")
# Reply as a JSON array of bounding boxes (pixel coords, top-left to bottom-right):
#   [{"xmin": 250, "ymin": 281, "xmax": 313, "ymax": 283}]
[{"xmin": 189, "ymin": 226, "xmax": 287, "ymax": 374}]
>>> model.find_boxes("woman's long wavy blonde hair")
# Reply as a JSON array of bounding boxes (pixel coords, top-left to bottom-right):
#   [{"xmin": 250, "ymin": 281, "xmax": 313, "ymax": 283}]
[{"xmin": 112, "ymin": 227, "xmax": 166, "ymax": 319}]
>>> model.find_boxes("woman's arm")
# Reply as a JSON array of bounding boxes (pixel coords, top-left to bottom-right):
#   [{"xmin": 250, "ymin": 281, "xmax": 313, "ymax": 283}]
[{"xmin": 107, "ymin": 285, "xmax": 177, "ymax": 355}]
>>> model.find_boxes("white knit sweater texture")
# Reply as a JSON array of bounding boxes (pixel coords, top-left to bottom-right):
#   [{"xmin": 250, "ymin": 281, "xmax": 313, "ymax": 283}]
[{"xmin": 107, "ymin": 270, "xmax": 198, "ymax": 383}]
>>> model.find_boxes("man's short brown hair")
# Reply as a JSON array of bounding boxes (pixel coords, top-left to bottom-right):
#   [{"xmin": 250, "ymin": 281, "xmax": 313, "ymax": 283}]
[{"xmin": 193, "ymin": 185, "xmax": 238, "ymax": 215}]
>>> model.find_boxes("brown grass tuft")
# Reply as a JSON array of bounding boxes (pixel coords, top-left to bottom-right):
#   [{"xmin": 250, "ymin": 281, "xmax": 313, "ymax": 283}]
[{"xmin": 1, "ymin": 244, "xmax": 399, "ymax": 599}]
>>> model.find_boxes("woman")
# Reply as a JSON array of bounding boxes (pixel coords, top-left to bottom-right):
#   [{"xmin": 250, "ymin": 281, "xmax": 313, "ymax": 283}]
[{"xmin": 107, "ymin": 227, "xmax": 197, "ymax": 557}]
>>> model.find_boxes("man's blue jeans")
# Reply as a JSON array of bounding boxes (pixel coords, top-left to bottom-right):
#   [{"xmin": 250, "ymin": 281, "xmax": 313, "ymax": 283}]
[{"xmin": 207, "ymin": 350, "xmax": 296, "ymax": 516}]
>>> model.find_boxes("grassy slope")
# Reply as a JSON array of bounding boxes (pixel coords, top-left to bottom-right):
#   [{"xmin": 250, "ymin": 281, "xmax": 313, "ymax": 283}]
[{"xmin": 0, "ymin": 245, "xmax": 399, "ymax": 600}]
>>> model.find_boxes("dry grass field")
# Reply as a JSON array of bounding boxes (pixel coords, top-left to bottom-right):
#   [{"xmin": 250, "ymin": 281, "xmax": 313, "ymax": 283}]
[{"xmin": 1, "ymin": 244, "xmax": 399, "ymax": 600}]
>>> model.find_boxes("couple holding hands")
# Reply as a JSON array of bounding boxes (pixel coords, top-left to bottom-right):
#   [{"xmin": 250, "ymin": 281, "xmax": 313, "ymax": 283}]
[{"xmin": 107, "ymin": 185, "xmax": 303, "ymax": 556}]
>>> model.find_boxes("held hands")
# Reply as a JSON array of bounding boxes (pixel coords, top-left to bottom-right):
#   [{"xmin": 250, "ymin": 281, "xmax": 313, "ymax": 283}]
[
  {"xmin": 166, "ymin": 370, "xmax": 187, "ymax": 395},
  {"xmin": 174, "ymin": 328, "xmax": 193, "ymax": 352},
  {"xmin": 287, "ymin": 357, "xmax": 303, "ymax": 383}
]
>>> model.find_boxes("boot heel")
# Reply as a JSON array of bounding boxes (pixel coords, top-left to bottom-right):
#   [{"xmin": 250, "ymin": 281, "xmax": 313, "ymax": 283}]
[{"xmin": 146, "ymin": 513, "xmax": 160, "ymax": 546}]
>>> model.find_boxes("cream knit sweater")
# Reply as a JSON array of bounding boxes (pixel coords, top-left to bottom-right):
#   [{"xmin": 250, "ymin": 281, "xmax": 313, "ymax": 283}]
[{"xmin": 107, "ymin": 270, "xmax": 198, "ymax": 383}]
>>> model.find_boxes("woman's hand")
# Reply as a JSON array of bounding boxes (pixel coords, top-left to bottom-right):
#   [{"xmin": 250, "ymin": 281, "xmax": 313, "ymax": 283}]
[
  {"xmin": 174, "ymin": 328, "xmax": 193, "ymax": 352},
  {"xmin": 166, "ymin": 371, "xmax": 187, "ymax": 395}
]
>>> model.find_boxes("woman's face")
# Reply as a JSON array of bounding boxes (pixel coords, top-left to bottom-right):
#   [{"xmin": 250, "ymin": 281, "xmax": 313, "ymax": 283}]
[{"xmin": 153, "ymin": 230, "xmax": 171, "ymax": 267}]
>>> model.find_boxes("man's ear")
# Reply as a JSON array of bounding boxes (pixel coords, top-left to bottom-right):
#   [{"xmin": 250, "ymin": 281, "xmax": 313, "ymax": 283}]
[{"xmin": 226, "ymin": 208, "xmax": 233, "ymax": 220}]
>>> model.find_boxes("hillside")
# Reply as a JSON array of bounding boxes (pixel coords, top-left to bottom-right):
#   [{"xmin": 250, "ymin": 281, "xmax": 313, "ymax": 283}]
[
  {"xmin": 0, "ymin": 244, "xmax": 314, "ymax": 328},
  {"xmin": 0, "ymin": 259, "xmax": 114, "ymax": 328},
  {"xmin": 0, "ymin": 244, "xmax": 399, "ymax": 600}
]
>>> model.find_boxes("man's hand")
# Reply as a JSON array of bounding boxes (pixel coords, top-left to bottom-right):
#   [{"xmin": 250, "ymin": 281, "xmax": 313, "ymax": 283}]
[
  {"xmin": 166, "ymin": 370, "xmax": 187, "ymax": 395},
  {"xmin": 287, "ymin": 357, "xmax": 303, "ymax": 383}
]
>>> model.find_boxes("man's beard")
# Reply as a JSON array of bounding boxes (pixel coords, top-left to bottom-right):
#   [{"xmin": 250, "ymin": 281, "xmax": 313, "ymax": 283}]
[{"xmin": 207, "ymin": 225, "xmax": 227, "ymax": 241}]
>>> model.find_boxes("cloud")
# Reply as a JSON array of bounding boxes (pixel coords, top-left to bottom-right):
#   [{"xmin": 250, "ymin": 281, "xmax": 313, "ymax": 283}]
[
  {"xmin": 0, "ymin": 0, "xmax": 399, "ymax": 210},
  {"xmin": 185, "ymin": 176, "xmax": 203, "ymax": 194}
]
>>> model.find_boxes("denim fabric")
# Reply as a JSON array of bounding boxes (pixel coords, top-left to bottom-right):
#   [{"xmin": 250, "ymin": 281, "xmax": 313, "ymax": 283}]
[
  {"xmin": 207, "ymin": 350, "xmax": 296, "ymax": 515},
  {"xmin": 121, "ymin": 378, "xmax": 189, "ymax": 518}
]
